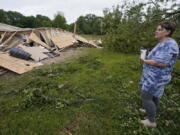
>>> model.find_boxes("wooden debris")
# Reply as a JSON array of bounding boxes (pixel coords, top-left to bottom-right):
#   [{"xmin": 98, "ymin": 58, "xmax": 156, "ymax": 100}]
[
  {"xmin": 0, "ymin": 23, "xmax": 101, "ymax": 75},
  {"xmin": 2, "ymin": 31, "xmax": 17, "ymax": 45},
  {"xmin": 51, "ymin": 33, "xmax": 76, "ymax": 49},
  {"xmin": 0, "ymin": 32, "xmax": 7, "ymax": 43},
  {"xmin": 18, "ymin": 44, "xmax": 49, "ymax": 61},
  {"xmin": 75, "ymin": 35, "xmax": 100, "ymax": 48},
  {"xmin": 29, "ymin": 32, "xmax": 51, "ymax": 49},
  {"xmin": 0, "ymin": 52, "xmax": 40, "ymax": 74}
]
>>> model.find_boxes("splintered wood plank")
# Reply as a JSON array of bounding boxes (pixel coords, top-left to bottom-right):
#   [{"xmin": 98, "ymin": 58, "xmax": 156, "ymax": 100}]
[
  {"xmin": 0, "ymin": 32, "xmax": 7, "ymax": 43},
  {"xmin": 0, "ymin": 52, "xmax": 40, "ymax": 74},
  {"xmin": 75, "ymin": 35, "xmax": 88, "ymax": 43},
  {"xmin": 51, "ymin": 33, "xmax": 76, "ymax": 49},
  {"xmin": 75, "ymin": 35, "xmax": 99, "ymax": 48},
  {"xmin": 3, "ymin": 38, "xmax": 22, "ymax": 51},
  {"xmin": 29, "ymin": 32, "xmax": 51, "ymax": 49},
  {"xmin": 39, "ymin": 31, "xmax": 50, "ymax": 45},
  {"xmin": 2, "ymin": 31, "xmax": 17, "ymax": 45}
]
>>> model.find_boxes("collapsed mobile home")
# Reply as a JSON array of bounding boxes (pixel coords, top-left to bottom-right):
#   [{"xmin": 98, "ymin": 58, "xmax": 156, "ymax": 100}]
[{"xmin": 0, "ymin": 23, "xmax": 101, "ymax": 75}]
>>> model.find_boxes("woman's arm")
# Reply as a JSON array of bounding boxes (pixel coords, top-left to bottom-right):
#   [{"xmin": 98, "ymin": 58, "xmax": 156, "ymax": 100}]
[{"xmin": 140, "ymin": 58, "xmax": 167, "ymax": 67}]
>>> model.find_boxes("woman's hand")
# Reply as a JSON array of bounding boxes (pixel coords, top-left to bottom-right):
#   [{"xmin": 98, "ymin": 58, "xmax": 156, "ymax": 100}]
[
  {"xmin": 140, "ymin": 58, "xmax": 145, "ymax": 62},
  {"xmin": 140, "ymin": 58, "xmax": 167, "ymax": 67}
]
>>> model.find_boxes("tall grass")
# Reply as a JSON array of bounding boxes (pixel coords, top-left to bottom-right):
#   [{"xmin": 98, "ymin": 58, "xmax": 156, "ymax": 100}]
[{"xmin": 0, "ymin": 48, "xmax": 179, "ymax": 135}]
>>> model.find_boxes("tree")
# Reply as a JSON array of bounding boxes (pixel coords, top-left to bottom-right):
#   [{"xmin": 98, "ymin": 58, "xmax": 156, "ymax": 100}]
[
  {"xmin": 6, "ymin": 11, "xmax": 24, "ymax": 27},
  {"xmin": 102, "ymin": 0, "xmax": 180, "ymax": 53},
  {"xmin": 0, "ymin": 10, "xmax": 54, "ymax": 28},
  {"xmin": 53, "ymin": 12, "xmax": 67, "ymax": 29},
  {"xmin": 0, "ymin": 9, "xmax": 9, "ymax": 24},
  {"xmin": 35, "ymin": 15, "xmax": 52, "ymax": 27},
  {"xmin": 76, "ymin": 16, "xmax": 85, "ymax": 34},
  {"xmin": 20, "ymin": 16, "xmax": 37, "ymax": 28},
  {"xmin": 76, "ymin": 14, "xmax": 103, "ymax": 35}
]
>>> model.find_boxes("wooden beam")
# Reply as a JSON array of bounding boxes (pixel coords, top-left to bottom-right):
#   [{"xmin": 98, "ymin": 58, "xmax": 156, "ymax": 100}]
[
  {"xmin": 73, "ymin": 23, "xmax": 77, "ymax": 38},
  {"xmin": 2, "ymin": 31, "xmax": 17, "ymax": 45},
  {"xmin": 0, "ymin": 32, "xmax": 7, "ymax": 43},
  {"xmin": 29, "ymin": 32, "xmax": 51, "ymax": 49}
]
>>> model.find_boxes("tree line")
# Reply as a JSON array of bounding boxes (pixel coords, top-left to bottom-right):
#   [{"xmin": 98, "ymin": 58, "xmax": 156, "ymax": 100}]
[
  {"xmin": 0, "ymin": 9, "xmax": 103, "ymax": 35},
  {"xmin": 0, "ymin": 0, "xmax": 179, "ymax": 53}
]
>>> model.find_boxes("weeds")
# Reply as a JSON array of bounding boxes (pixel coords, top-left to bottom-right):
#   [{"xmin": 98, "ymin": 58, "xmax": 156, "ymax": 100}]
[{"xmin": 0, "ymin": 49, "xmax": 179, "ymax": 135}]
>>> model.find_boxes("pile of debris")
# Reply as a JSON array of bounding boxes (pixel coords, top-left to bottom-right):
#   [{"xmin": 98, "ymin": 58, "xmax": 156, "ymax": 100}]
[{"xmin": 0, "ymin": 23, "xmax": 101, "ymax": 75}]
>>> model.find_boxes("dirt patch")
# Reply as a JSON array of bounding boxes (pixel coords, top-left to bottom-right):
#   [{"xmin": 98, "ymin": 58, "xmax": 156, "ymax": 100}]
[
  {"xmin": 42, "ymin": 47, "xmax": 88, "ymax": 65},
  {"xmin": 0, "ymin": 47, "xmax": 89, "ymax": 78}
]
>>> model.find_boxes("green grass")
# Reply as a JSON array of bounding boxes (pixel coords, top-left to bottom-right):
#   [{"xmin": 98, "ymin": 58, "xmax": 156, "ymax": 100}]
[
  {"xmin": 80, "ymin": 34, "xmax": 103, "ymax": 40},
  {"xmin": 0, "ymin": 48, "xmax": 179, "ymax": 135}
]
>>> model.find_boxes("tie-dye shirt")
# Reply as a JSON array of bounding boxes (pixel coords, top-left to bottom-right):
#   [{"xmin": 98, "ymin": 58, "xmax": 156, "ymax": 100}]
[{"xmin": 140, "ymin": 39, "xmax": 179, "ymax": 97}]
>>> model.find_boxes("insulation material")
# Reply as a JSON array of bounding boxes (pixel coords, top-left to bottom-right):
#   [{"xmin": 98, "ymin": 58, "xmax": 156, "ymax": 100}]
[{"xmin": 18, "ymin": 44, "xmax": 49, "ymax": 61}]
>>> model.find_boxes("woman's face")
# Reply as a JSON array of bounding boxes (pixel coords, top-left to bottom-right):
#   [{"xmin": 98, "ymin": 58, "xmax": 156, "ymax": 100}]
[{"xmin": 154, "ymin": 25, "xmax": 170, "ymax": 40}]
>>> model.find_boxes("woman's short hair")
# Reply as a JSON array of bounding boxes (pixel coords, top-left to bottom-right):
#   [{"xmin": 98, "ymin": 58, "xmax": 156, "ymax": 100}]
[{"xmin": 159, "ymin": 21, "xmax": 176, "ymax": 37}]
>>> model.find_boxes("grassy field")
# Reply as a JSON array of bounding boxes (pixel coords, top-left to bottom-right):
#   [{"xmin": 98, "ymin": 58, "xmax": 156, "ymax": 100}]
[
  {"xmin": 0, "ymin": 48, "xmax": 179, "ymax": 135},
  {"xmin": 80, "ymin": 34, "xmax": 103, "ymax": 40}
]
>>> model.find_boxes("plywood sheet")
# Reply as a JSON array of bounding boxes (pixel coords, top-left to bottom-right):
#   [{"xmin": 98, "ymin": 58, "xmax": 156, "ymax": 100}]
[
  {"xmin": 45, "ymin": 29, "xmax": 52, "ymax": 39},
  {"xmin": 39, "ymin": 31, "xmax": 50, "ymax": 45},
  {"xmin": 0, "ymin": 52, "xmax": 40, "ymax": 74},
  {"xmin": 51, "ymin": 33, "xmax": 76, "ymax": 49},
  {"xmin": 75, "ymin": 35, "xmax": 99, "ymax": 48},
  {"xmin": 75, "ymin": 35, "xmax": 89, "ymax": 43}
]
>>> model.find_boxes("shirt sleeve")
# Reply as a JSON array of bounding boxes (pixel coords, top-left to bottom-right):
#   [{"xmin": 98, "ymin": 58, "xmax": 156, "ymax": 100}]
[{"xmin": 151, "ymin": 42, "xmax": 179, "ymax": 65}]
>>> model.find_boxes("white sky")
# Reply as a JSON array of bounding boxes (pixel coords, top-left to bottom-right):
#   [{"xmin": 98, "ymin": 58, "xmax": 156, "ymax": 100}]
[
  {"xmin": 0, "ymin": 0, "xmax": 123, "ymax": 24},
  {"xmin": 0, "ymin": 0, "xmax": 179, "ymax": 24}
]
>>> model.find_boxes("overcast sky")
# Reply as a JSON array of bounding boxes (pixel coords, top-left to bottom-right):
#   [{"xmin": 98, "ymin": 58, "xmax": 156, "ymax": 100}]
[
  {"xmin": 1, "ymin": 0, "xmax": 179, "ymax": 24},
  {"xmin": 0, "ymin": 0, "xmax": 124, "ymax": 24}
]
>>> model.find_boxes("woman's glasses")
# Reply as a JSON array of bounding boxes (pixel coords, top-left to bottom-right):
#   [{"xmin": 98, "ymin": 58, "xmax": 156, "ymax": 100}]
[{"xmin": 155, "ymin": 28, "xmax": 166, "ymax": 32}]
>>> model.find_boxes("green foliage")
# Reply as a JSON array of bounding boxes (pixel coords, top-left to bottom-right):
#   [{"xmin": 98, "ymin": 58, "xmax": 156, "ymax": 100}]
[
  {"xmin": 80, "ymin": 34, "xmax": 103, "ymax": 40},
  {"xmin": 0, "ymin": 49, "xmax": 179, "ymax": 134},
  {"xmin": 0, "ymin": 9, "xmax": 9, "ymax": 24},
  {"xmin": 76, "ymin": 14, "xmax": 103, "ymax": 35},
  {"xmin": 78, "ymin": 55, "xmax": 103, "ymax": 69},
  {"xmin": 20, "ymin": 16, "xmax": 37, "ymax": 28},
  {"xmin": 102, "ymin": 0, "xmax": 180, "ymax": 53},
  {"xmin": 35, "ymin": 15, "xmax": 52, "ymax": 27},
  {"xmin": 53, "ymin": 13, "xmax": 67, "ymax": 29},
  {"xmin": 6, "ymin": 11, "xmax": 24, "ymax": 27},
  {"xmin": 0, "ymin": 9, "xmax": 67, "ymax": 29}
]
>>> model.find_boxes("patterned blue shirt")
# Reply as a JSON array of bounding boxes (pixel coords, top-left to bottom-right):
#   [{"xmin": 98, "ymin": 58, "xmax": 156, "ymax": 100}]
[{"xmin": 140, "ymin": 39, "xmax": 179, "ymax": 97}]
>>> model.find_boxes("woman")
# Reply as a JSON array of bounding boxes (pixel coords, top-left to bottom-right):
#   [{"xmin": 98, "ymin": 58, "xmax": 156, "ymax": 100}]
[{"xmin": 139, "ymin": 21, "xmax": 179, "ymax": 127}]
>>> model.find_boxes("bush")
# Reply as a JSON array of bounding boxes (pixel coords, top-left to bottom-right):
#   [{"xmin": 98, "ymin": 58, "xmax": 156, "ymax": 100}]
[{"xmin": 102, "ymin": 1, "xmax": 180, "ymax": 53}]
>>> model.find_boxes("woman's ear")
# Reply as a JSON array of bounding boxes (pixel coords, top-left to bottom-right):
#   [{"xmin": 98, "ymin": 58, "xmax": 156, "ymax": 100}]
[{"xmin": 166, "ymin": 30, "xmax": 171, "ymax": 37}]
